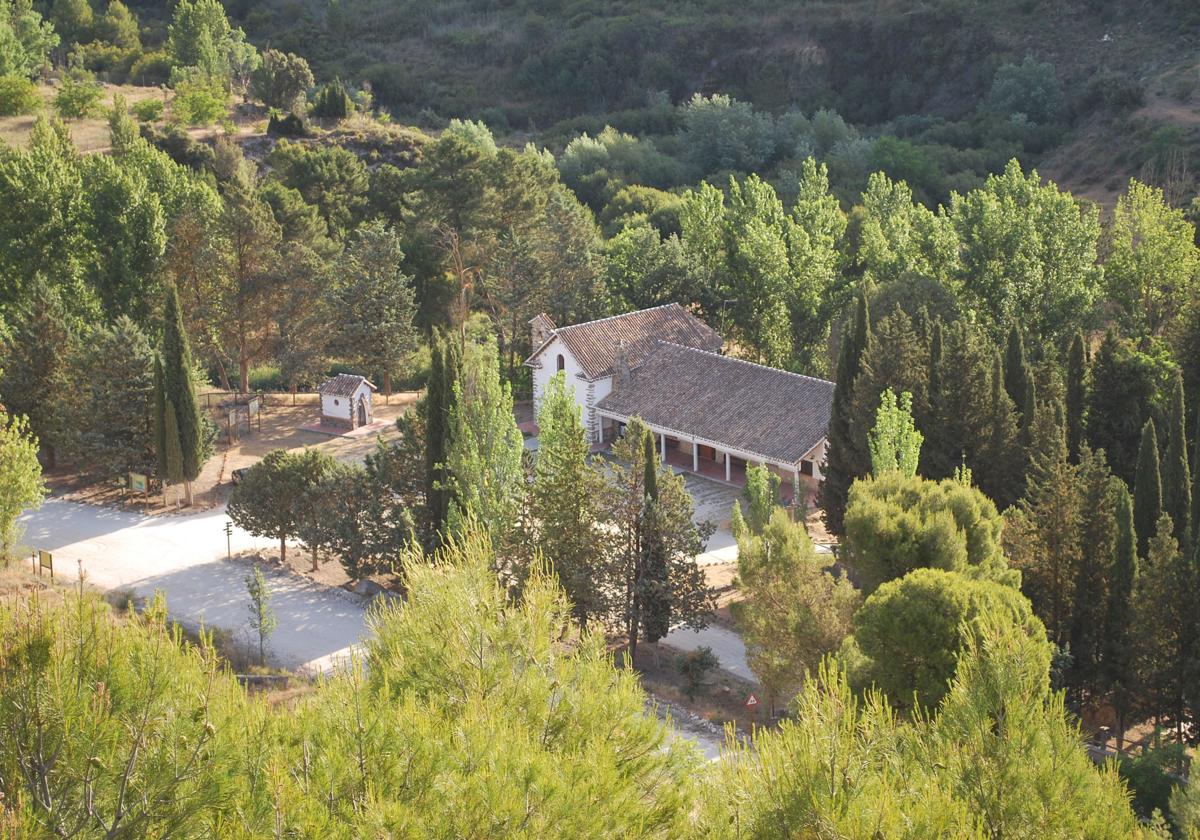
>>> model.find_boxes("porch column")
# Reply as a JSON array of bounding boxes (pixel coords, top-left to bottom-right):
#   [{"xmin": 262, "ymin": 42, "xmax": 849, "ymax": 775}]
[
  {"xmin": 793, "ymin": 469, "xmax": 801, "ymax": 505},
  {"xmin": 725, "ymin": 452, "xmax": 731, "ymax": 482},
  {"xmin": 692, "ymin": 440, "xmax": 699, "ymax": 472},
  {"xmin": 660, "ymin": 433, "xmax": 666, "ymax": 460}
]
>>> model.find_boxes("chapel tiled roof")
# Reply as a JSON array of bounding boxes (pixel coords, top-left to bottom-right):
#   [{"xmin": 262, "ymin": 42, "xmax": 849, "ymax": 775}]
[
  {"xmin": 525, "ymin": 303, "xmax": 722, "ymax": 380},
  {"xmin": 317, "ymin": 373, "xmax": 376, "ymax": 398},
  {"xmin": 596, "ymin": 342, "xmax": 835, "ymax": 465}
]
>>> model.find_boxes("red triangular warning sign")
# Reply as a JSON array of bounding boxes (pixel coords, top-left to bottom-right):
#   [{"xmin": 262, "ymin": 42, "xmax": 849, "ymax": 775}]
[{"xmin": 745, "ymin": 694, "xmax": 759, "ymax": 708}]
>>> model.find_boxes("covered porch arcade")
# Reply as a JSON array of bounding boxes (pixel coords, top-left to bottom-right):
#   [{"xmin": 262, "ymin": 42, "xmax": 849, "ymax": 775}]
[{"xmin": 595, "ymin": 410, "xmax": 821, "ymax": 507}]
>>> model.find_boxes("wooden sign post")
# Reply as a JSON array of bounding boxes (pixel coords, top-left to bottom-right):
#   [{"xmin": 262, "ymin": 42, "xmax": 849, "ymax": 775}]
[
  {"xmin": 129, "ymin": 472, "xmax": 149, "ymax": 512},
  {"xmin": 37, "ymin": 550, "xmax": 53, "ymax": 579}
]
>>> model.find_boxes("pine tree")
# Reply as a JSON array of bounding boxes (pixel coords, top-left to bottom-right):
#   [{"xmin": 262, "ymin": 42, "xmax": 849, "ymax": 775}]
[
  {"xmin": 927, "ymin": 321, "xmax": 992, "ymax": 480},
  {"xmin": 605, "ymin": 419, "xmax": 712, "ymax": 665},
  {"xmin": 1163, "ymin": 370, "xmax": 1192, "ymax": 556},
  {"xmin": 818, "ymin": 291, "xmax": 870, "ymax": 534},
  {"xmin": 0, "ymin": 280, "xmax": 77, "ymax": 468},
  {"xmin": 161, "ymin": 284, "xmax": 206, "ymax": 505},
  {"xmin": 1104, "ymin": 482, "xmax": 1138, "ymax": 749},
  {"xmin": 1007, "ymin": 402, "xmax": 1079, "ymax": 647},
  {"xmin": 640, "ymin": 431, "xmax": 672, "ymax": 647},
  {"xmin": 1065, "ymin": 332, "xmax": 1087, "ymax": 462},
  {"xmin": 1133, "ymin": 513, "xmax": 1191, "ymax": 737},
  {"xmin": 1004, "ymin": 325, "xmax": 1030, "ymax": 425},
  {"xmin": 1133, "ymin": 419, "xmax": 1162, "ymax": 559}
]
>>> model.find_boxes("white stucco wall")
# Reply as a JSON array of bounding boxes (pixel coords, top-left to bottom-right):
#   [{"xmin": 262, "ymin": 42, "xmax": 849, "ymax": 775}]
[
  {"xmin": 531, "ymin": 339, "xmax": 597, "ymax": 438},
  {"xmin": 320, "ymin": 383, "xmax": 373, "ymax": 421},
  {"xmin": 321, "ymin": 393, "xmax": 351, "ymax": 420}
]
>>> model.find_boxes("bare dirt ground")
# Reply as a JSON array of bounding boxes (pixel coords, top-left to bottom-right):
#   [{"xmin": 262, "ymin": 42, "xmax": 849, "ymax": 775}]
[
  {"xmin": 0, "ymin": 83, "xmax": 269, "ymax": 154},
  {"xmin": 45, "ymin": 392, "xmax": 419, "ymax": 516}
]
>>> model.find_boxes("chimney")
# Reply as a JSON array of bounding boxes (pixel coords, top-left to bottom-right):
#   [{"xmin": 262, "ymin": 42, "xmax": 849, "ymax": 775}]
[
  {"xmin": 530, "ymin": 313, "xmax": 556, "ymax": 350},
  {"xmin": 614, "ymin": 340, "xmax": 630, "ymax": 391}
]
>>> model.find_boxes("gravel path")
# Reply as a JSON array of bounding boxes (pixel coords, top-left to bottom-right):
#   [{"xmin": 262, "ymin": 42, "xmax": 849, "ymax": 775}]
[{"xmin": 18, "ymin": 499, "xmax": 369, "ymax": 673}]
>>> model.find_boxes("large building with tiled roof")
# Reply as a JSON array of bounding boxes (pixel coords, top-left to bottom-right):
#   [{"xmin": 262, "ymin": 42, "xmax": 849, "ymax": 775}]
[{"xmin": 525, "ymin": 305, "xmax": 834, "ymax": 493}]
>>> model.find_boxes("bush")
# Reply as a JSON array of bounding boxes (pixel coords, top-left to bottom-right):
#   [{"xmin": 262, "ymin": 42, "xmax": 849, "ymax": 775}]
[
  {"xmin": 131, "ymin": 96, "xmax": 163, "ymax": 122},
  {"xmin": 984, "ymin": 56, "xmax": 1065, "ymax": 125},
  {"xmin": 128, "ymin": 49, "xmax": 171, "ymax": 86},
  {"xmin": 247, "ymin": 364, "xmax": 284, "ymax": 391},
  {"xmin": 267, "ymin": 111, "xmax": 309, "ymax": 137},
  {"xmin": 311, "ymin": 79, "xmax": 353, "ymax": 120},
  {"xmin": 171, "ymin": 76, "xmax": 228, "ymax": 126},
  {"xmin": 1117, "ymin": 742, "xmax": 1187, "ymax": 819},
  {"xmin": 54, "ymin": 71, "xmax": 103, "ymax": 119},
  {"xmin": 678, "ymin": 646, "xmax": 719, "ymax": 700},
  {"xmin": 0, "ymin": 75, "xmax": 40, "ymax": 116}
]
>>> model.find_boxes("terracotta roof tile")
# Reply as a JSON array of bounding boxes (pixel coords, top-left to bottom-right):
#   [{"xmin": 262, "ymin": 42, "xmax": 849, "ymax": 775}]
[
  {"xmin": 526, "ymin": 303, "xmax": 721, "ymax": 380},
  {"xmin": 596, "ymin": 342, "xmax": 834, "ymax": 465},
  {"xmin": 317, "ymin": 374, "xmax": 375, "ymax": 398}
]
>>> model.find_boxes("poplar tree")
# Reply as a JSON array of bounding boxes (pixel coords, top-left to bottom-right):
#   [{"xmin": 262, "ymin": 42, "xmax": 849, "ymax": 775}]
[
  {"xmin": 819, "ymin": 292, "xmax": 870, "ymax": 534},
  {"xmin": 530, "ymin": 372, "xmax": 609, "ymax": 627},
  {"xmin": 444, "ymin": 339, "xmax": 525, "ymax": 549},
  {"xmin": 1065, "ymin": 332, "xmax": 1087, "ymax": 462},
  {"xmin": 1163, "ymin": 370, "xmax": 1192, "ymax": 555},
  {"xmin": 161, "ymin": 284, "xmax": 206, "ymax": 506},
  {"xmin": 1133, "ymin": 419, "xmax": 1162, "ymax": 559},
  {"xmin": 0, "ymin": 413, "xmax": 47, "ymax": 562},
  {"xmin": 868, "ymin": 389, "xmax": 922, "ymax": 478},
  {"xmin": 1103, "ymin": 483, "xmax": 1139, "ymax": 748},
  {"xmin": 742, "ymin": 464, "xmax": 780, "ymax": 534}
]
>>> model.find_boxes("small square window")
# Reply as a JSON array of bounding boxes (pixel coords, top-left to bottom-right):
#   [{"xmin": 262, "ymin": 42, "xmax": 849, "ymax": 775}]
[{"xmin": 333, "ymin": 399, "xmax": 339, "ymax": 406}]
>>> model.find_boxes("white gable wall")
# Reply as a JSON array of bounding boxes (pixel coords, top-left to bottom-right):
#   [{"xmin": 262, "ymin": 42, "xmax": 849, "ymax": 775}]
[
  {"xmin": 321, "ymin": 393, "xmax": 351, "ymax": 420},
  {"xmin": 531, "ymin": 337, "xmax": 610, "ymax": 443},
  {"xmin": 320, "ymin": 382, "xmax": 373, "ymax": 421}
]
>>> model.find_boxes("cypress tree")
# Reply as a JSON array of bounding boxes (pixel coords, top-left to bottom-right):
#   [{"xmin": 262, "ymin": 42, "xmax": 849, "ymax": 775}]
[
  {"xmin": 153, "ymin": 354, "xmax": 168, "ymax": 484},
  {"xmin": 1065, "ymin": 332, "xmax": 1087, "ymax": 462},
  {"xmin": 640, "ymin": 430, "xmax": 671, "ymax": 648},
  {"xmin": 1067, "ymin": 448, "xmax": 1116, "ymax": 702},
  {"xmin": 1021, "ymin": 377, "xmax": 1037, "ymax": 449},
  {"xmin": 424, "ymin": 337, "xmax": 446, "ymax": 534},
  {"xmin": 928, "ymin": 317, "xmax": 943, "ymax": 414},
  {"xmin": 1133, "ymin": 419, "xmax": 1162, "ymax": 559},
  {"xmin": 424, "ymin": 332, "xmax": 461, "ymax": 541},
  {"xmin": 977, "ymin": 350, "xmax": 1022, "ymax": 509},
  {"xmin": 1163, "ymin": 370, "xmax": 1192, "ymax": 556},
  {"xmin": 1104, "ymin": 482, "xmax": 1138, "ymax": 749},
  {"xmin": 162, "ymin": 399, "xmax": 184, "ymax": 488},
  {"xmin": 818, "ymin": 291, "xmax": 870, "ymax": 534},
  {"xmin": 1004, "ymin": 325, "xmax": 1030, "ymax": 424},
  {"xmin": 161, "ymin": 285, "xmax": 205, "ymax": 505},
  {"xmin": 1193, "ymin": 409, "xmax": 1200, "ymax": 549}
]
